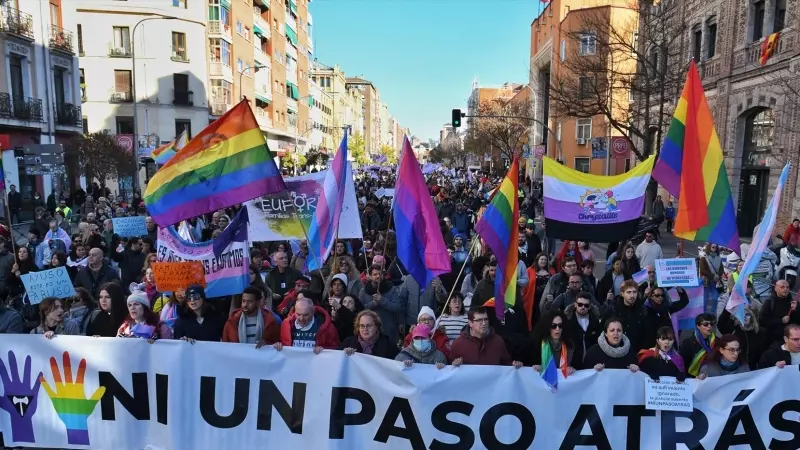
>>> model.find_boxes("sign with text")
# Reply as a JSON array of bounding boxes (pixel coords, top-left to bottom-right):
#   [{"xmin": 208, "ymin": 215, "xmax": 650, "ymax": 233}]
[
  {"xmin": 644, "ymin": 376, "xmax": 693, "ymax": 412},
  {"xmin": 655, "ymin": 258, "xmax": 699, "ymax": 287},
  {"xmin": 611, "ymin": 136, "xmax": 631, "ymax": 159},
  {"xmin": 21, "ymin": 267, "xmax": 76, "ymax": 304},
  {"xmin": 151, "ymin": 261, "xmax": 206, "ymax": 292},
  {"xmin": 112, "ymin": 216, "xmax": 148, "ymax": 238}
]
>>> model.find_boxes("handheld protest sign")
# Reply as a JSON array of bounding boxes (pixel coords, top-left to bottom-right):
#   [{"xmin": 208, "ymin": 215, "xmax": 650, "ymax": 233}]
[{"xmin": 151, "ymin": 261, "xmax": 206, "ymax": 292}]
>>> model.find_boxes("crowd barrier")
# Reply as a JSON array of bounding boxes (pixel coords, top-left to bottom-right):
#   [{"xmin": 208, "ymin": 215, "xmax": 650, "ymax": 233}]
[{"xmin": 0, "ymin": 335, "xmax": 799, "ymax": 450}]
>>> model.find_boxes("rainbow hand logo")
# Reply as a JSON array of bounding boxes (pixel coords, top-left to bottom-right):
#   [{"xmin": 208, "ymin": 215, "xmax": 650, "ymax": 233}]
[
  {"xmin": 39, "ymin": 352, "xmax": 106, "ymax": 446},
  {"xmin": 0, "ymin": 351, "xmax": 43, "ymax": 443}
]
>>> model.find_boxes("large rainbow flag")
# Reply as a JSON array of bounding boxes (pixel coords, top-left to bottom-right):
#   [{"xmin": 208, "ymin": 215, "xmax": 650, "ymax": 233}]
[
  {"xmin": 652, "ymin": 61, "xmax": 740, "ymax": 253},
  {"xmin": 475, "ymin": 158, "xmax": 519, "ymax": 319},
  {"xmin": 144, "ymin": 99, "xmax": 286, "ymax": 226}
]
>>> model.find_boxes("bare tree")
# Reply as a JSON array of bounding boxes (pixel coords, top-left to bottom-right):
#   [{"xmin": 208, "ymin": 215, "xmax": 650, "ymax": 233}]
[
  {"xmin": 550, "ymin": 0, "xmax": 690, "ymax": 161},
  {"xmin": 64, "ymin": 130, "xmax": 136, "ymax": 187},
  {"xmin": 471, "ymin": 97, "xmax": 532, "ymax": 161}
]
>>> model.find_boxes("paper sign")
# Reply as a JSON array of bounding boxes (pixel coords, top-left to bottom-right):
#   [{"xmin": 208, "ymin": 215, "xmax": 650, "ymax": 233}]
[
  {"xmin": 655, "ymin": 258, "xmax": 699, "ymax": 287},
  {"xmin": 151, "ymin": 261, "xmax": 206, "ymax": 292},
  {"xmin": 644, "ymin": 377, "xmax": 693, "ymax": 412},
  {"xmin": 112, "ymin": 216, "xmax": 148, "ymax": 238},
  {"xmin": 21, "ymin": 267, "xmax": 77, "ymax": 304}
]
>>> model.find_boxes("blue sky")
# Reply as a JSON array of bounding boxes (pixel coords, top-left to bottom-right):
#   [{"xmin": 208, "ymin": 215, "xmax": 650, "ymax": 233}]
[{"xmin": 311, "ymin": 0, "xmax": 541, "ymax": 142}]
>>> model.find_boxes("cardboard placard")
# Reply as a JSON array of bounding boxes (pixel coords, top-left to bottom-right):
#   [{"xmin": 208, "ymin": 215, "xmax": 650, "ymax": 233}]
[
  {"xmin": 644, "ymin": 377, "xmax": 693, "ymax": 412},
  {"xmin": 21, "ymin": 267, "xmax": 76, "ymax": 304},
  {"xmin": 655, "ymin": 258, "xmax": 699, "ymax": 287},
  {"xmin": 112, "ymin": 216, "xmax": 148, "ymax": 238},
  {"xmin": 151, "ymin": 261, "xmax": 206, "ymax": 292}
]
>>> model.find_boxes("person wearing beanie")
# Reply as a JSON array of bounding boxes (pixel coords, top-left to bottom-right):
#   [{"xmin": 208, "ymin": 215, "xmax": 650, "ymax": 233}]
[
  {"xmin": 173, "ymin": 284, "xmax": 226, "ymax": 343},
  {"xmin": 401, "ymin": 305, "xmax": 451, "ymax": 361},
  {"xmin": 325, "ymin": 273, "xmax": 357, "ymax": 341},
  {"xmin": 395, "ymin": 324, "xmax": 448, "ymax": 368},
  {"xmin": 117, "ymin": 290, "xmax": 163, "ymax": 341}
]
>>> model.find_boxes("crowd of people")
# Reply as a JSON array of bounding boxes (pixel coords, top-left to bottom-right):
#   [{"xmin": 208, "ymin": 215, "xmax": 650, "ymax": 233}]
[{"xmin": 0, "ymin": 172, "xmax": 799, "ymax": 394}]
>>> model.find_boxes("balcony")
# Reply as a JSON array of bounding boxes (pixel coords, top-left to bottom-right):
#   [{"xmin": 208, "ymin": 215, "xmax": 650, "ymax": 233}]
[
  {"xmin": 173, "ymin": 90, "xmax": 194, "ymax": 106},
  {"xmin": 286, "ymin": 98, "xmax": 298, "ymax": 112},
  {"xmin": 286, "ymin": 14, "xmax": 297, "ymax": 32},
  {"xmin": 254, "ymin": 47, "xmax": 270, "ymax": 65},
  {"xmin": 255, "ymin": 108, "xmax": 272, "ymax": 129},
  {"xmin": 0, "ymin": 93, "xmax": 43, "ymax": 122},
  {"xmin": 208, "ymin": 20, "xmax": 232, "ymax": 41},
  {"xmin": 54, "ymin": 103, "xmax": 81, "ymax": 127},
  {"xmin": 209, "ymin": 61, "xmax": 234, "ymax": 81},
  {"xmin": 0, "ymin": 7, "xmax": 34, "ymax": 41},
  {"xmin": 255, "ymin": 81, "xmax": 271, "ymax": 103},
  {"xmin": 253, "ymin": 12, "xmax": 269, "ymax": 38},
  {"xmin": 108, "ymin": 42, "xmax": 132, "ymax": 58},
  {"xmin": 209, "ymin": 102, "xmax": 231, "ymax": 116},
  {"xmin": 108, "ymin": 89, "xmax": 133, "ymax": 103},
  {"xmin": 733, "ymin": 30, "xmax": 795, "ymax": 72},
  {"xmin": 48, "ymin": 25, "xmax": 74, "ymax": 54}
]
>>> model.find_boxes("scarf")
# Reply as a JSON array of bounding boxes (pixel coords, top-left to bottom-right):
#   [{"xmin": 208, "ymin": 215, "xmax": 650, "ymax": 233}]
[
  {"xmin": 596, "ymin": 333, "xmax": 631, "ymax": 358},
  {"xmin": 238, "ymin": 310, "xmax": 264, "ymax": 343},
  {"xmin": 720, "ymin": 359, "xmax": 740, "ymax": 372},
  {"xmin": 637, "ymin": 348, "xmax": 686, "ymax": 373},
  {"xmin": 358, "ymin": 334, "xmax": 379, "ymax": 355},
  {"xmin": 688, "ymin": 329, "xmax": 715, "ymax": 376}
]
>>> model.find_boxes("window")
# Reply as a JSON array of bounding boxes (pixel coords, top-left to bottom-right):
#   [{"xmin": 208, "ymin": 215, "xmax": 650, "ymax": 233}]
[
  {"xmin": 556, "ymin": 122, "xmax": 562, "ymax": 142},
  {"xmin": 116, "ymin": 116, "xmax": 134, "ymax": 134},
  {"xmin": 209, "ymin": 38, "xmax": 231, "ymax": 65},
  {"xmin": 692, "ymin": 28, "xmax": 702, "ymax": 61},
  {"xmin": 208, "ymin": 0, "xmax": 220, "ymax": 20},
  {"xmin": 579, "ymin": 76, "xmax": 592, "ymax": 99},
  {"xmin": 77, "ymin": 24, "xmax": 84, "ymax": 55},
  {"xmin": 287, "ymin": 110, "xmax": 298, "ymax": 127},
  {"xmin": 49, "ymin": 2, "xmax": 60, "ymax": 27},
  {"xmin": 211, "ymin": 79, "xmax": 233, "ymax": 106},
  {"xmin": 632, "ymin": 32, "xmax": 639, "ymax": 55},
  {"xmin": 244, "ymin": 26, "xmax": 250, "ymax": 41},
  {"xmin": 753, "ymin": 0, "xmax": 765, "ymax": 41},
  {"xmin": 775, "ymin": 0, "xmax": 786, "ymax": 32},
  {"xmin": 574, "ymin": 157, "xmax": 591, "ymax": 173},
  {"xmin": 236, "ymin": 20, "xmax": 243, "ymax": 35},
  {"xmin": 9, "ymin": 55, "xmax": 24, "ymax": 100},
  {"xmin": 80, "ymin": 68, "xmax": 86, "ymax": 100},
  {"xmin": 707, "ymin": 22, "xmax": 717, "ymax": 58},
  {"xmin": 175, "ymin": 119, "xmax": 192, "ymax": 139},
  {"xmin": 172, "ymin": 0, "xmax": 187, "ymax": 7},
  {"xmin": 579, "ymin": 33, "xmax": 596, "ymax": 55},
  {"xmin": 173, "ymin": 73, "xmax": 190, "ymax": 105},
  {"xmin": 82, "ymin": 117, "xmax": 88, "ymax": 133},
  {"xmin": 54, "ymin": 68, "xmax": 66, "ymax": 107},
  {"xmin": 576, "ymin": 118, "xmax": 592, "ymax": 142},
  {"xmin": 648, "ymin": 48, "xmax": 659, "ymax": 76},
  {"xmin": 112, "ymin": 26, "xmax": 131, "ymax": 53},
  {"xmin": 746, "ymin": 109, "xmax": 774, "ymax": 148},
  {"xmin": 237, "ymin": 58, "xmax": 244, "ymax": 73},
  {"xmin": 114, "ymin": 70, "xmax": 132, "ymax": 98},
  {"xmin": 560, "ymin": 39, "xmax": 566, "ymax": 61},
  {"xmin": 172, "ymin": 32, "xmax": 187, "ymax": 61}
]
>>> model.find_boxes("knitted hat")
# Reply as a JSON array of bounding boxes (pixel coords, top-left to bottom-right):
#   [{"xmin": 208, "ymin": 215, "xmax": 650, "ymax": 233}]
[
  {"xmin": 331, "ymin": 273, "xmax": 348, "ymax": 287},
  {"xmin": 127, "ymin": 290, "xmax": 150, "ymax": 310},
  {"xmin": 418, "ymin": 306, "xmax": 436, "ymax": 322},
  {"xmin": 412, "ymin": 323, "xmax": 432, "ymax": 339}
]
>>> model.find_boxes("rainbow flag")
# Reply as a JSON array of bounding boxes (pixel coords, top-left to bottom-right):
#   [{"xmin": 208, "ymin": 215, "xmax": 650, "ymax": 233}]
[
  {"xmin": 144, "ymin": 99, "xmax": 286, "ymax": 227},
  {"xmin": 151, "ymin": 129, "xmax": 188, "ymax": 165},
  {"xmin": 652, "ymin": 61, "xmax": 740, "ymax": 254},
  {"xmin": 475, "ymin": 158, "xmax": 519, "ymax": 320}
]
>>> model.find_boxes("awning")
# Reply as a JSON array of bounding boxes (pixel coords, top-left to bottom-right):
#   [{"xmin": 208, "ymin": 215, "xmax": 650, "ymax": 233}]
[
  {"xmin": 289, "ymin": 0, "xmax": 297, "ymax": 14},
  {"xmin": 307, "ymin": 96, "xmax": 314, "ymax": 107},
  {"xmin": 287, "ymin": 81, "xmax": 299, "ymax": 100},
  {"xmin": 253, "ymin": 22, "xmax": 265, "ymax": 36},
  {"xmin": 285, "ymin": 25, "xmax": 297, "ymax": 46},
  {"xmin": 220, "ymin": 0, "xmax": 231, "ymax": 8},
  {"xmin": 255, "ymin": 92, "xmax": 271, "ymax": 103}
]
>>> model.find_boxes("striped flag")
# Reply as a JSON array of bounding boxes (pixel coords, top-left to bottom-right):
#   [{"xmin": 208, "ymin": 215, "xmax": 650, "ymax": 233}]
[
  {"xmin": 632, "ymin": 268, "xmax": 649, "ymax": 285},
  {"xmin": 307, "ymin": 134, "xmax": 349, "ymax": 271},
  {"xmin": 670, "ymin": 285, "xmax": 705, "ymax": 332},
  {"xmin": 727, "ymin": 163, "xmax": 790, "ymax": 322}
]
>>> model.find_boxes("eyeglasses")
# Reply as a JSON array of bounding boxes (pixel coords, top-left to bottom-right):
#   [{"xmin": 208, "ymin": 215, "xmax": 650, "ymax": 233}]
[
  {"xmin": 418, "ymin": 317, "xmax": 434, "ymax": 323},
  {"xmin": 358, "ymin": 324, "xmax": 375, "ymax": 329},
  {"xmin": 723, "ymin": 347, "xmax": 741, "ymax": 353},
  {"xmin": 700, "ymin": 321, "xmax": 714, "ymax": 327},
  {"xmin": 187, "ymin": 294, "xmax": 202, "ymax": 301},
  {"xmin": 470, "ymin": 318, "xmax": 489, "ymax": 323},
  {"xmin": 550, "ymin": 323, "xmax": 563, "ymax": 329},
  {"xmin": 576, "ymin": 302, "xmax": 591, "ymax": 308}
]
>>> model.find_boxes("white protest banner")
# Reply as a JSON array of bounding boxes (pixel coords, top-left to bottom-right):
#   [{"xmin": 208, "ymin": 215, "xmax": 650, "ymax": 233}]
[
  {"xmin": 245, "ymin": 169, "xmax": 362, "ymax": 242},
  {"xmin": 20, "ymin": 267, "xmax": 76, "ymax": 304},
  {"xmin": 112, "ymin": 216, "xmax": 148, "ymax": 238},
  {"xmin": 655, "ymin": 258, "xmax": 699, "ymax": 287},
  {"xmin": 644, "ymin": 377, "xmax": 693, "ymax": 412},
  {"xmin": 1, "ymin": 335, "xmax": 799, "ymax": 450}
]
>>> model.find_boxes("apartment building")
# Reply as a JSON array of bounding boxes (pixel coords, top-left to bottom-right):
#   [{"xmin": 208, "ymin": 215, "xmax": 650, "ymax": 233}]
[
  {"xmin": 208, "ymin": 0, "xmax": 312, "ymax": 164},
  {"xmin": 308, "ymin": 76, "xmax": 333, "ymax": 153},
  {"xmin": 529, "ymin": 2, "xmax": 637, "ymax": 178},
  {"xmin": 0, "ymin": 0, "xmax": 81, "ymax": 206},
  {"xmin": 345, "ymin": 76, "xmax": 381, "ymax": 155},
  {"xmin": 311, "ymin": 62, "xmax": 363, "ymax": 145},
  {"xmin": 466, "ymin": 81, "xmax": 523, "ymax": 132},
  {"xmin": 68, "ymin": 0, "xmax": 209, "ymax": 190}
]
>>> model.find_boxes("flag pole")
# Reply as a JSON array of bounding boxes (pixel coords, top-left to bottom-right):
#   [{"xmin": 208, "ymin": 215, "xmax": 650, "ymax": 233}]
[
  {"xmin": 437, "ymin": 236, "xmax": 480, "ymax": 318},
  {"xmin": 283, "ymin": 190, "xmax": 327, "ymax": 285},
  {"xmin": 3, "ymin": 189, "xmax": 15, "ymax": 255}
]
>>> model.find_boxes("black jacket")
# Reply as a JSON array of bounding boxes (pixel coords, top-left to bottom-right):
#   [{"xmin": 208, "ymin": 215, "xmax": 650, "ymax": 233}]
[
  {"xmin": 564, "ymin": 302, "xmax": 604, "ymax": 368},
  {"xmin": 74, "ymin": 264, "xmax": 120, "ymax": 299},
  {"xmin": 339, "ymin": 334, "xmax": 399, "ymax": 359},
  {"xmin": 759, "ymin": 294, "xmax": 800, "ymax": 345},
  {"xmin": 173, "ymin": 307, "xmax": 226, "ymax": 342},
  {"xmin": 717, "ymin": 309, "xmax": 762, "ymax": 369},
  {"xmin": 758, "ymin": 342, "xmax": 792, "ymax": 369},
  {"xmin": 641, "ymin": 289, "xmax": 689, "ymax": 349},
  {"xmin": 602, "ymin": 297, "xmax": 648, "ymax": 351},
  {"xmin": 637, "ymin": 352, "xmax": 686, "ymax": 381},
  {"xmin": 583, "ymin": 342, "xmax": 637, "ymax": 369},
  {"xmin": 678, "ymin": 332, "xmax": 714, "ymax": 378},
  {"xmin": 112, "ymin": 248, "xmax": 146, "ymax": 289},
  {"xmin": 7, "ymin": 191, "xmax": 21, "ymax": 209},
  {"xmin": 596, "ymin": 270, "xmax": 630, "ymax": 303}
]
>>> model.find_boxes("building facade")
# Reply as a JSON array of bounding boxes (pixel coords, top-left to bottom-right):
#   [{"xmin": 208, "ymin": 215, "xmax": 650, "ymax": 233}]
[
  {"xmin": 345, "ymin": 76, "xmax": 381, "ymax": 155},
  {"xmin": 0, "ymin": 0, "xmax": 82, "ymax": 208},
  {"xmin": 311, "ymin": 62, "xmax": 362, "ymax": 146}
]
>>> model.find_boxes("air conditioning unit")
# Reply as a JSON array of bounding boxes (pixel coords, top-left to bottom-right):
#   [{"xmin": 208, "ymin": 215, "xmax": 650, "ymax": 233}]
[
  {"xmin": 112, "ymin": 92, "xmax": 128, "ymax": 101},
  {"xmin": 577, "ymin": 137, "xmax": 586, "ymax": 145}
]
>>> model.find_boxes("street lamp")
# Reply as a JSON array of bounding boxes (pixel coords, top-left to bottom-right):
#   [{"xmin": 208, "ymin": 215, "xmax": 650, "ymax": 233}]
[
  {"xmin": 239, "ymin": 62, "xmax": 267, "ymax": 100},
  {"xmin": 131, "ymin": 15, "xmax": 178, "ymax": 193}
]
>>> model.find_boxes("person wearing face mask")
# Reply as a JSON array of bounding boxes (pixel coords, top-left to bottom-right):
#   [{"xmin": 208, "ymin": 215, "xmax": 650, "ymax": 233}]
[
  {"xmin": 679, "ymin": 313, "xmax": 717, "ymax": 378},
  {"xmin": 641, "ymin": 286, "xmax": 688, "ymax": 349},
  {"xmin": 637, "ymin": 326, "xmax": 686, "ymax": 381},
  {"xmin": 601, "ymin": 280, "xmax": 648, "ymax": 351},
  {"xmin": 583, "ymin": 318, "xmax": 640, "ymax": 372},
  {"xmin": 698, "ymin": 334, "xmax": 749, "ymax": 378},
  {"xmin": 395, "ymin": 323, "xmax": 448, "ymax": 369},
  {"xmin": 715, "ymin": 281, "xmax": 762, "ymax": 368},
  {"xmin": 528, "ymin": 311, "xmax": 577, "ymax": 376}
]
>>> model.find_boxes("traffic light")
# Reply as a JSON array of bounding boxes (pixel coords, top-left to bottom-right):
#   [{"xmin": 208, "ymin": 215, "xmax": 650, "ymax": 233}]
[{"xmin": 452, "ymin": 109, "xmax": 462, "ymax": 128}]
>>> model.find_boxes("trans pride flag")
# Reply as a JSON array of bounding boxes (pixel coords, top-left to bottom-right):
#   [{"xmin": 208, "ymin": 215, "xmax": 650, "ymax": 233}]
[
  {"xmin": 727, "ymin": 163, "xmax": 790, "ymax": 322},
  {"xmin": 307, "ymin": 135, "xmax": 349, "ymax": 271},
  {"xmin": 670, "ymin": 284, "xmax": 705, "ymax": 332}
]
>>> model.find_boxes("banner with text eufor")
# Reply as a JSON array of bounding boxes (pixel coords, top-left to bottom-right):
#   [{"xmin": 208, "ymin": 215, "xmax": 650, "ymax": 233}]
[{"xmin": 0, "ymin": 335, "xmax": 799, "ymax": 450}]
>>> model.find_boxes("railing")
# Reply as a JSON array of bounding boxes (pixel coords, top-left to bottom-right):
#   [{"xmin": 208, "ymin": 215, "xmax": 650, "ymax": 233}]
[
  {"xmin": 208, "ymin": 20, "xmax": 232, "ymax": 40},
  {"xmin": 0, "ymin": 7, "xmax": 34, "ymax": 40},
  {"xmin": 285, "ymin": 14, "xmax": 296, "ymax": 32},
  {"xmin": 209, "ymin": 61, "xmax": 233, "ymax": 79},
  {"xmin": 254, "ymin": 47, "xmax": 270, "ymax": 65},
  {"xmin": 0, "ymin": 93, "xmax": 44, "ymax": 122},
  {"xmin": 173, "ymin": 90, "xmax": 193, "ymax": 106},
  {"xmin": 48, "ymin": 25, "xmax": 74, "ymax": 53},
  {"xmin": 700, "ymin": 59, "xmax": 720, "ymax": 80},
  {"xmin": 209, "ymin": 103, "xmax": 231, "ymax": 116},
  {"xmin": 253, "ymin": 12, "xmax": 269, "ymax": 35},
  {"xmin": 733, "ymin": 30, "xmax": 794, "ymax": 70},
  {"xmin": 255, "ymin": 108, "xmax": 272, "ymax": 129},
  {"xmin": 54, "ymin": 103, "xmax": 81, "ymax": 126},
  {"xmin": 108, "ymin": 89, "xmax": 132, "ymax": 103},
  {"xmin": 108, "ymin": 42, "xmax": 131, "ymax": 57},
  {"xmin": 286, "ymin": 98, "xmax": 298, "ymax": 111}
]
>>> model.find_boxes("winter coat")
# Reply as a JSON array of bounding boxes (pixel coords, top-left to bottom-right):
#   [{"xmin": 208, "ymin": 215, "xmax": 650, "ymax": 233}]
[
  {"xmin": 678, "ymin": 333, "xmax": 714, "ymax": 378},
  {"xmin": 0, "ymin": 306, "xmax": 24, "ymax": 333},
  {"xmin": 564, "ymin": 302, "xmax": 603, "ymax": 368},
  {"xmin": 542, "ymin": 272, "xmax": 595, "ymax": 302},
  {"xmin": 716, "ymin": 297, "xmax": 763, "ymax": 369},
  {"xmin": 339, "ymin": 334, "xmax": 399, "ymax": 359},
  {"xmin": 280, "ymin": 305, "xmax": 340, "ymax": 349},
  {"xmin": 173, "ymin": 308, "xmax": 226, "ymax": 342},
  {"xmin": 637, "ymin": 349, "xmax": 686, "ymax": 381},
  {"xmin": 641, "ymin": 289, "xmax": 689, "ymax": 349},
  {"xmin": 398, "ymin": 275, "xmax": 444, "ymax": 327},
  {"xmin": 700, "ymin": 361, "xmax": 750, "ymax": 377},
  {"xmin": 112, "ymin": 248, "xmax": 147, "ymax": 288},
  {"xmin": 396, "ymin": 344, "xmax": 448, "ymax": 365},
  {"xmin": 524, "ymin": 339, "xmax": 576, "ymax": 369},
  {"xmin": 222, "ymin": 308, "xmax": 281, "ymax": 344},
  {"xmin": 360, "ymin": 280, "xmax": 403, "ymax": 344},
  {"xmin": 596, "ymin": 270, "xmax": 631, "ymax": 303},
  {"xmin": 601, "ymin": 296, "xmax": 648, "ymax": 351},
  {"xmin": 403, "ymin": 327, "xmax": 451, "ymax": 361},
  {"xmin": 583, "ymin": 340, "xmax": 637, "ymax": 369},
  {"xmin": 759, "ymin": 293, "xmax": 800, "ymax": 346},
  {"xmin": 758, "ymin": 341, "xmax": 793, "ymax": 369},
  {"xmin": 450, "ymin": 329, "xmax": 513, "ymax": 366},
  {"xmin": 73, "ymin": 264, "xmax": 121, "ymax": 299}
]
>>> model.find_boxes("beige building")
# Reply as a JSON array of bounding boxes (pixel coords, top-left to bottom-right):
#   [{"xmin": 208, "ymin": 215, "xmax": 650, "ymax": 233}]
[
  {"xmin": 311, "ymin": 62, "xmax": 363, "ymax": 144},
  {"xmin": 346, "ymin": 77, "xmax": 381, "ymax": 155}
]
